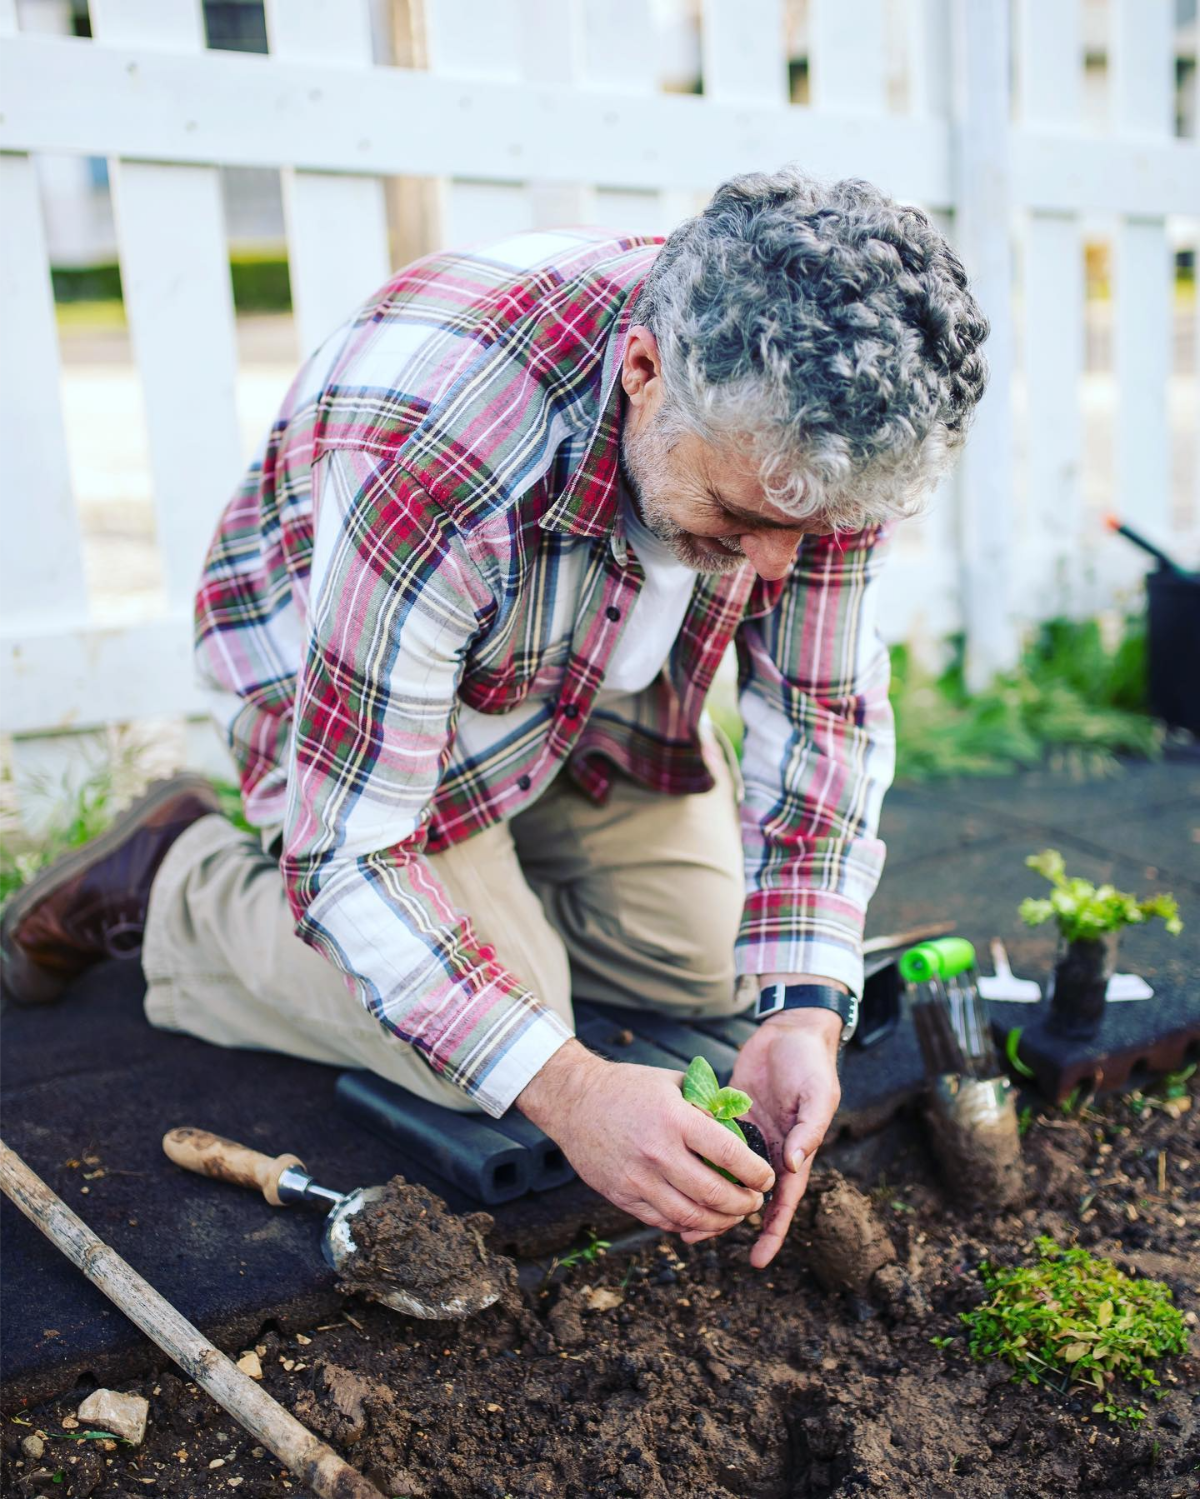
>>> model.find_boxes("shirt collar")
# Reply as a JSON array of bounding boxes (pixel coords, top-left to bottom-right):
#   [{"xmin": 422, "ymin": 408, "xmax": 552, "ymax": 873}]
[{"xmin": 537, "ymin": 280, "xmax": 646, "ymax": 542}]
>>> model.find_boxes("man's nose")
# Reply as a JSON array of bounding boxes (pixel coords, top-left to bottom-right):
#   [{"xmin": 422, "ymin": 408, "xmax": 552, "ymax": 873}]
[{"xmin": 738, "ymin": 530, "xmax": 804, "ymax": 581}]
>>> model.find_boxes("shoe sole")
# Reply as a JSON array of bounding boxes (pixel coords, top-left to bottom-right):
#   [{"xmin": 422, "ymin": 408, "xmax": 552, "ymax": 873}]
[{"xmin": 0, "ymin": 773, "xmax": 222, "ymax": 1007}]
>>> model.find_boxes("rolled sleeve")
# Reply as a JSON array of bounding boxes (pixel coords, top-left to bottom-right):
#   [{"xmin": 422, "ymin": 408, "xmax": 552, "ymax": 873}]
[
  {"xmin": 280, "ymin": 449, "xmax": 572, "ymax": 1115},
  {"xmin": 734, "ymin": 525, "xmax": 896, "ymax": 998}
]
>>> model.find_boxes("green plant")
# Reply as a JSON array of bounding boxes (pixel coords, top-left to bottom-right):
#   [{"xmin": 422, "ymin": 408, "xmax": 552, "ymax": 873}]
[
  {"xmin": 0, "ymin": 761, "xmax": 126, "ymax": 907},
  {"xmin": 681, "ymin": 1056, "xmax": 754, "ymax": 1183},
  {"xmin": 929, "ymin": 1334, "xmax": 955, "ymax": 1349},
  {"xmin": 1005, "ymin": 1028, "xmax": 1036, "ymax": 1080},
  {"xmin": 960, "ymin": 1236, "xmax": 1188, "ymax": 1423},
  {"xmin": 889, "ymin": 615, "xmax": 1159, "ymax": 784},
  {"xmin": 1020, "ymin": 850, "xmax": 1183, "ymax": 944},
  {"xmin": 555, "ymin": 1231, "xmax": 611, "ymax": 1271},
  {"xmin": 541, "ymin": 1230, "xmax": 611, "ymax": 1286}
]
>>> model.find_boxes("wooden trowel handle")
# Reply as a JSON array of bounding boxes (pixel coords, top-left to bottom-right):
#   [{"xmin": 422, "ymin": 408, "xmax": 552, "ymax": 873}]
[{"xmin": 163, "ymin": 1128, "xmax": 305, "ymax": 1207}]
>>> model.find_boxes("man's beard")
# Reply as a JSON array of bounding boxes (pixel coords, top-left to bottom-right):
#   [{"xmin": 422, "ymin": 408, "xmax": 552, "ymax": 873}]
[{"xmin": 619, "ymin": 414, "xmax": 747, "ymax": 577}]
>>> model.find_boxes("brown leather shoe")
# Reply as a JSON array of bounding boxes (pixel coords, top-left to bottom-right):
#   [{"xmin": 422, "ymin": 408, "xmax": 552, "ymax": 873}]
[{"xmin": 0, "ymin": 773, "xmax": 222, "ymax": 1005}]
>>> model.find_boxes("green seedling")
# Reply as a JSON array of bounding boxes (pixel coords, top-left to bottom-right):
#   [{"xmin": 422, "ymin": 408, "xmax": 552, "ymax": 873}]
[
  {"xmin": 541, "ymin": 1230, "xmax": 611, "ymax": 1287},
  {"xmin": 556, "ymin": 1232, "xmax": 610, "ymax": 1271},
  {"xmin": 1020, "ymin": 850, "xmax": 1182, "ymax": 943},
  {"xmin": 960, "ymin": 1236, "xmax": 1187, "ymax": 1425},
  {"xmin": 1004, "ymin": 1027, "xmax": 1036, "ymax": 1080},
  {"xmin": 681, "ymin": 1056, "xmax": 769, "ymax": 1187}
]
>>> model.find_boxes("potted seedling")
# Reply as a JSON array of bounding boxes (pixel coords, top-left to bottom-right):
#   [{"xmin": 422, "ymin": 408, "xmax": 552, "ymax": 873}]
[
  {"xmin": 1020, "ymin": 849, "xmax": 1182, "ymax": 1039},
  {"xmin": 681, "ymin": 1057, "xmax": 772, "ymax": 1191}
]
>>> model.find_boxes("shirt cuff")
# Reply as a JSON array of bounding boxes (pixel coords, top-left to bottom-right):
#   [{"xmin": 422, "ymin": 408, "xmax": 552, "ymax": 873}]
[
  {"xmin": 454, "ymin": 1004, "xmax": 576, "ymax": 1119},
  {"xmin": 734, "ymin": 932, "xmax": 864, "ymax": 1000}
]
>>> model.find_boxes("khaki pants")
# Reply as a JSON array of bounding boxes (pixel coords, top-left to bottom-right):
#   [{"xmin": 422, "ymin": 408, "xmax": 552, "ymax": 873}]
[{"xmin": 142, "ymin": 734, "xmax": 749, "ymax": 1114}]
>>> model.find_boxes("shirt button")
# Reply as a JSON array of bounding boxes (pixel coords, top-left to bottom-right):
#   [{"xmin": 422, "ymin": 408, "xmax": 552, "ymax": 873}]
[
  {"xmin": 517, "ymin": 774, "xmax": 532, "ymax": 791},
  {"xmin": 562, "ymin": 703, "xmax": 580, "ymax": 720},
  {"xmin": 606, "ymin": 605, "xmax": 621, "ymax": 622}
]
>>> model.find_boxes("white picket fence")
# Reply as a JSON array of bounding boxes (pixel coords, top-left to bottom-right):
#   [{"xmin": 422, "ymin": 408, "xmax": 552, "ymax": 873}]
[{"xmin": 1, "ymin": 0, "xmax": 1197, "ymax": 817}]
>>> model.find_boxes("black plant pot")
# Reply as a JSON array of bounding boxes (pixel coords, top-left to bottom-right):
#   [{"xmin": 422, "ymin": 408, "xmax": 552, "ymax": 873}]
[{"xmin": 1047, "ymin": 934, "xmax": 1118, "ymax": 1038}]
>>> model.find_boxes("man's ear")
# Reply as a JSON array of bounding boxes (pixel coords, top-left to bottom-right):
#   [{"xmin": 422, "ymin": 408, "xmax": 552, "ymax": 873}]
[{"xmin": 621, "ymin": 325, "xmax": 662, "ymax": 411}]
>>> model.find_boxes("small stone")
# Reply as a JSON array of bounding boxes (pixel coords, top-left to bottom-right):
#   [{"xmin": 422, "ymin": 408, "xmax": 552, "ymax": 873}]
[
  {"xmin": 78, "ymin": 1388, "xmax": 150, "ymax": 1445},
  {"xmin": 486, "ymin": 1402, "xmax": 502, "ymax": 1412},
  {"xmin": 209, "ymin": 1457, "xmax": 226, "ymax": 1469},
  {"xmin": 236, "ymin": 1351, "xmax": 263, "ymax": 1379},
  {"xmin": 251, "ymin": 1448, "xmax": 265, "ymax": 1459},
  {"xmin": 20, "ymin": 1436, "xmax": 45, "ymax": 1460},
  {"xmin": 295, "ymin": 1334, "xmax": 311, "ymax": 1345},
  {"xmin": 281, "ymin": 1358, "xmax": 295, "ymax": 1371},
  {"xmin": 60, "ymin": 1417, "xmax": 79, "ymax": 1430},
  {"xmin": 228, "ymin": 1480, "xmax": 243, "ymax": 1488},
  {"xmin": 582, "ymin": 1286, "xmax": 624, "ymax": 1312}
]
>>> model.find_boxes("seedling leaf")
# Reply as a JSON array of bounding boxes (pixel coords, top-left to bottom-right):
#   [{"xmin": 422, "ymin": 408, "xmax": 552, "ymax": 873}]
[
  {"xmin": 709, "ymin": 1086, "xmax": 753, "ymax": 1121},
  {"xmin": 1005, "ymin": 1027, "xmax": 1036, "ymax": 1080},
  {"xmin": 682, "ymin": 1056, "xmax": 721, "ymax": 1111},
  {"xmin": 681, "ymin": 1057, "xmax": 757, "ymax": 1183}
]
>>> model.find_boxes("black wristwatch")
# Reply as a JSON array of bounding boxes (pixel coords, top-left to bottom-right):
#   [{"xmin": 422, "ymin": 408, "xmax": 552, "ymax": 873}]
[{"xmin": 754, "ymin": 983, "xmax": 859, "ymax": 1044}]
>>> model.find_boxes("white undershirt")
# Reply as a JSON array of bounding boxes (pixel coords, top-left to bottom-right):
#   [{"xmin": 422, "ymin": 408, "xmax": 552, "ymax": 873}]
[{"xmin": 595, "ymin": 485, "xmax": 698, "ymax": 699}]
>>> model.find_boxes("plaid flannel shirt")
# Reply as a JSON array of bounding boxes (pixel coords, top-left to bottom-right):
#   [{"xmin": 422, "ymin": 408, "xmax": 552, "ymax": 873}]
[{"xmin": 195, "ymin": 228, "xmax": 896, "ymax": 1117}]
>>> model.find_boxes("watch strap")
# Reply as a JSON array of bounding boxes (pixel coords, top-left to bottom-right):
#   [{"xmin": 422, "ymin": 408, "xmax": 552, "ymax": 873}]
[{"xmin": 755, "ymin": 982, "xmax": 859, "ymax": 1042}]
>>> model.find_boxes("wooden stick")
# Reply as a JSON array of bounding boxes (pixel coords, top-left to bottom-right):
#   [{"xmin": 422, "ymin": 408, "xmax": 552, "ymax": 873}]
[
  {"xmin": 863, "ymin": 921, "xmax": 956, "ymax": 956},
  {"xmin": 0, "ymin": 1140, "xmax": 384, "ymax": 1499}
]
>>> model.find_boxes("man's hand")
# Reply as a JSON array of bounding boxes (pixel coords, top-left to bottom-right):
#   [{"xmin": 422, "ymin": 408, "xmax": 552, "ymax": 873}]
[
  {"xmin": 516, "ymin": 1039, "xmax": 775, "ymax": 1236},
  {"xmin": 710, "ymin": 1006, "xmax": 842, "ymax": 1268}
]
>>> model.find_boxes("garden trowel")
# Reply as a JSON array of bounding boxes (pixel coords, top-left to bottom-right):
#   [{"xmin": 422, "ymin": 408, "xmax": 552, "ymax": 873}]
[{"xmin": 162, "ymin": 1127, "xmax": 503, "ymax": 1320}]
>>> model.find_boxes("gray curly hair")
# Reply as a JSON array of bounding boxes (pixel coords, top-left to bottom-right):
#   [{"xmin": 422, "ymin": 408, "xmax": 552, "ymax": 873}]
[{"xmin": 633, "ymin": 166, "xmax": 991, "ymax": 531}]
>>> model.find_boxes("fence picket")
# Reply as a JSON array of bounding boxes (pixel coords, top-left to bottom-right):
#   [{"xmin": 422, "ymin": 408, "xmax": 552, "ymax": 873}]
[
  {"xmin": 424, "ymin": 0, "xmax": 531, "ymax": 249},
  {"xmin": 0, "ymin": 0, "xmax": 93, "ymax": 822},
  {"xmin": 89, "ymin": 0, "xmax": 243, "ymax": 615},
  {"xmin": 1112, "ymin": 0, "xmax": 1174, "ymax": 541},
  {"xmin": 264, "ymin": 0, "xmax": 392, "ymax": 358},
  {"xmin": 809, "ymin": 0, "xmax": 887, "ymax": 113},
  {"xmin": 1017, "ymin": 0, "xmax": 1085, "ymax": 598},
  {"xmin": 701, "ymin": 0, "xmax": 786, "ymax": 106},
  {"xmin": 951, "ymin": 0, "xmax": 1018, "ymax": 685}
]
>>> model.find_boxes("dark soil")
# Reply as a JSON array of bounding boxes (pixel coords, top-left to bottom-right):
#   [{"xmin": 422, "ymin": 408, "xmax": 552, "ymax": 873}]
[
  {"xmin": 336, "ymin": 1177, "xmax": 508, "ymax": 1318},
  {"xmin": 4, "ymin": 1079, "xmax": 1197, "ymax": 1499}
]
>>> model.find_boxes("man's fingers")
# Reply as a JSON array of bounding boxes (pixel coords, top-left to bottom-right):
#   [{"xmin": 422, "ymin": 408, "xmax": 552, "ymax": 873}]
[
  {"xmin": 779, "ymin": 1109, "xmax": 826, "ymax": 1175},
  {"xmin": 682, "ymin": 1110, "xmax": 775, "ymax": 1194},
  {"xmin": 666, "ymin": 1154, "xmax": 764, "ymax": 1220},
  {"xmin": 749, "ymin": 1094, "xmax": 836, "ymax": 1268},
  {"xmin": 650, "ymin": 1179, "xmax": 747, "ymax": 1237},
  {"xmin": 748, "ymin": 1149, "xmax": 814, "ymax": 1268}
]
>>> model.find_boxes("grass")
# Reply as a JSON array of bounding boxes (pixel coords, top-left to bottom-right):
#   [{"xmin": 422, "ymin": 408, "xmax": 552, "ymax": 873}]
[
  {"xmin": 0, "ymin": 735, "xmax": 249, "ymax": 910},
  {"xmin": 960, "ymin": 1236, "xmax": 1188, "ymax": 1424},
  {"xmin": 0, "ymin": 750, "xmax": 140, "ymax": 907},
  {"xmin": 889, "ymin": 614, "xmax": 1159, "ymax": 783}
]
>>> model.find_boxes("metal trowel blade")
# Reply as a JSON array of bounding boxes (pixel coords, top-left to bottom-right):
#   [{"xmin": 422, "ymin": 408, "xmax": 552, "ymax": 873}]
[{"xmin": 324, "ymin": 1185, "xmax": 503, "ymax": 1320}]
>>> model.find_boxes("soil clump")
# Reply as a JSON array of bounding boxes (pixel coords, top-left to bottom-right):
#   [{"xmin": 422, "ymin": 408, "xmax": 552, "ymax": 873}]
[{"xmin": 336, "ymin": 1176, "xmax": 511, "ymax": 1314}]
